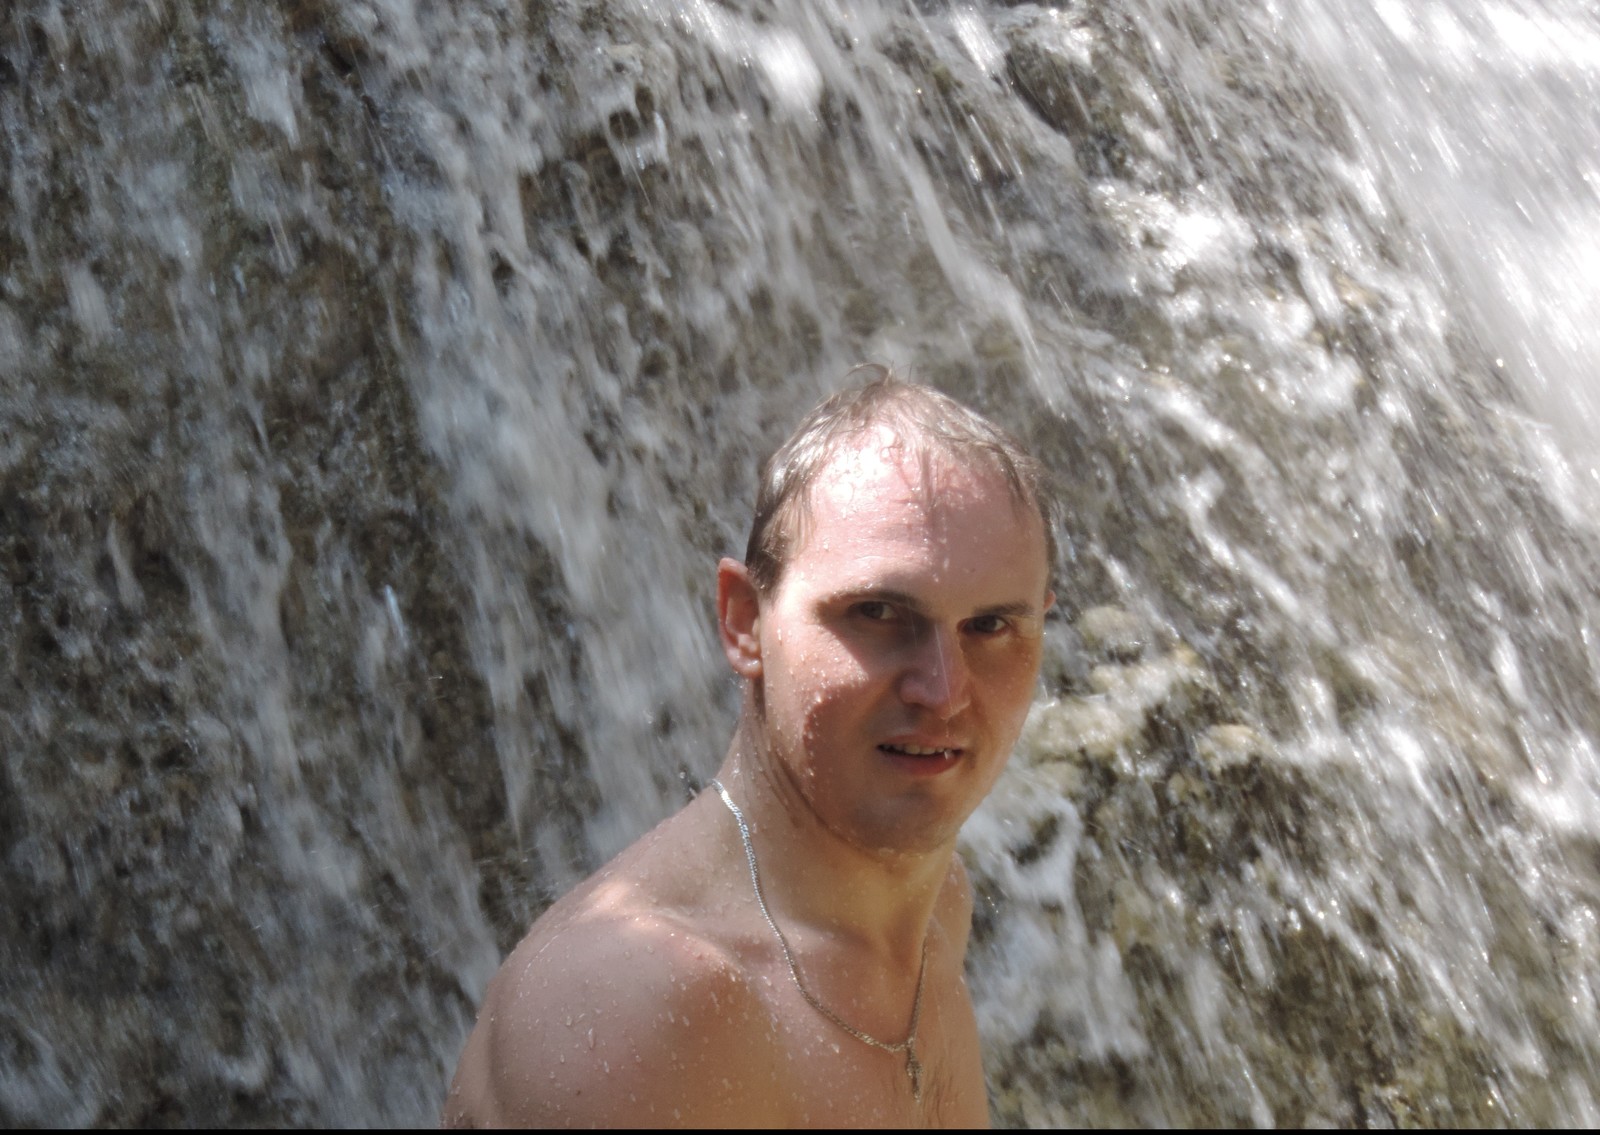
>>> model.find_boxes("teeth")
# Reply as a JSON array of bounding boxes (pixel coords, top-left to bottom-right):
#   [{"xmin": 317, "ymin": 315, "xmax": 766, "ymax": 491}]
[{"xmin": 882, "ymin": 744, "xmax": 952, "ymax": 756}]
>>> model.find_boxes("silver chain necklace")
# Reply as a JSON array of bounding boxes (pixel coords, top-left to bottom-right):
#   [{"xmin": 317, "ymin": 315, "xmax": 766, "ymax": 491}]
[{"xmin": 708, "ymin": 778, "xmax": 929, "ymax": 1103}]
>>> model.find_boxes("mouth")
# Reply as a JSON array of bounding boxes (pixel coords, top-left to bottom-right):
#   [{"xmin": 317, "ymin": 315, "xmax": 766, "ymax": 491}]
[
  {"xmin": 878, "ymin": 742, "xmax": 961, "ymax": 758},
  {"xmin": 877, "ymin": 741, "xmax": 964, "ymax": 774}
]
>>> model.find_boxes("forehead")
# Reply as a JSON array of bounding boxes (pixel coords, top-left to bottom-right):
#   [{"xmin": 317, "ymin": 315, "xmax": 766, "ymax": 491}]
[{"xmin": 787, "ymin": 429, "xmax": 1045, "ymax": 584}]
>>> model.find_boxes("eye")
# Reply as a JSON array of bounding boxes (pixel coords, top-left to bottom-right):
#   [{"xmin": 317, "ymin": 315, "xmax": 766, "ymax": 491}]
[
  {"xmin": 965, "ymin": 614, "xmax": 1011, "ymax": 637},
  {"xmin": 854, "ymin": 600, "xmax": 898, "ymax": 622}
]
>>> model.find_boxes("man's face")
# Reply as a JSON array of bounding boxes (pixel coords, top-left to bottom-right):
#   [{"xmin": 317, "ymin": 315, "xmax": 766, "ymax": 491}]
[{"xmin": 750, "ymin": 430, "xmax": 1053, "ymax": 855}]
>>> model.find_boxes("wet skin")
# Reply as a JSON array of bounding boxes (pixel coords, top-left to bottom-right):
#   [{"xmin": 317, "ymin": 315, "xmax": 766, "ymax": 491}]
[{"xmin": 444, "ymin": 432, "xmax": 1052, "ymax": 1128}]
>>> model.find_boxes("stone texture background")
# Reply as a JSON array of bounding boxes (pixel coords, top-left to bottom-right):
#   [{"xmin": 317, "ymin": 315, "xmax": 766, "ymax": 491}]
[{"xmin": 5, "ymin": 0, "xmax": 1600, "ymax": 1126}]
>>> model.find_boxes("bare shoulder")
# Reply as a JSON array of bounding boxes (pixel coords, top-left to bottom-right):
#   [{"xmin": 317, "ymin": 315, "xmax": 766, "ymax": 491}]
[{"xmin": 444, "ymin": 878, "xmax": 784, "ymax": 1127}]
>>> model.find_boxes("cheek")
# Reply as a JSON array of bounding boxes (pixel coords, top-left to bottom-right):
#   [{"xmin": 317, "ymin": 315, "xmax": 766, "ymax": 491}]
[
  {"xmin": 976, "ymin": 644, "xmax": 1045, "ymax": 712},
  {"xmin": 766, "ymin": 639, "xmax": 871, "ymax": 730},
  {"xmin": 796, "ymin": 666, "xmax": 874, "ymax": 737},
  {"xmin": 775, "ymin": 632, "xmax": 874, "ymax": 694},
  {"xmin": 794, "ymin": 656, "xmax": 889, "ymax": 751}
]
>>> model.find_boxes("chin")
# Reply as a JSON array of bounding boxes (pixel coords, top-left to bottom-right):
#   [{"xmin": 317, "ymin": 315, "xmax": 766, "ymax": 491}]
[{"xmin": 844, "ymin": 793, "xmax": 979, "ymax": 857}]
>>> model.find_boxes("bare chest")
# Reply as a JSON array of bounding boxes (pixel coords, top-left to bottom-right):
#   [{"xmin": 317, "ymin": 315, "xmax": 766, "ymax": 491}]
[{"xmin": 752, "ymin": 971, "xmax": 989, "ymax": 1128}]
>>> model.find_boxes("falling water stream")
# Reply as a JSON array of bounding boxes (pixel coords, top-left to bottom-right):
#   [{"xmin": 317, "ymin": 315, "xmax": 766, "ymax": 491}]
[{"xmin": 4, "ymin": 0, "xmax": 1600, "ymax": 1125}]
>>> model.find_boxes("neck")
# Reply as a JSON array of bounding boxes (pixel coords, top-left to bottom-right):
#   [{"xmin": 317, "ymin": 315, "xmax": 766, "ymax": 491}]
[{"xmin": 709, "ymin": 714, "xmax": 954, "ymax": 966}]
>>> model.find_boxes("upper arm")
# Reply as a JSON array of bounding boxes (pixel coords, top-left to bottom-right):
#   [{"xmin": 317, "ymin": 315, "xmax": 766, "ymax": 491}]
[{"xmin": 446, "ymin": 922, "xmax": 786, "ymax": 1128}]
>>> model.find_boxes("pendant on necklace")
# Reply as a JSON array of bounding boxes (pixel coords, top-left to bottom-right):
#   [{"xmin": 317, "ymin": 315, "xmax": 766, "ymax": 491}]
[{"xmin": 907, "ymin": 1047, "xmax": 923, "ymax": 1103}]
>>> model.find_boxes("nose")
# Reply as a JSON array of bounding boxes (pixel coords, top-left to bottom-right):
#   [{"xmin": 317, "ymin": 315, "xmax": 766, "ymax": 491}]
[{"xmin": 900, "ymin": 624, "xmax": 972, "ymax": 720}]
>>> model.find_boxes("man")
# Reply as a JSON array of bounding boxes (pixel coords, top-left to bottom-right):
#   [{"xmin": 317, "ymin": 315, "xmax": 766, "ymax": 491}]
[{"xmin": 444, "ymin": 370, "xmax": 1055, "ymax": 1127}]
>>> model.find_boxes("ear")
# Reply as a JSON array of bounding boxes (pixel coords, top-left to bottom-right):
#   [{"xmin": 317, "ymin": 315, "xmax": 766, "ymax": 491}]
[{"xmin": 717, "ymin": 557, "xmax": 764, "ymax": 679}]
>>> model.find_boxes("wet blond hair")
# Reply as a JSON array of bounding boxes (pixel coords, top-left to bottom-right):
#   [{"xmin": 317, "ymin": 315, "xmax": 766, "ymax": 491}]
[{"xmin": 744, "ymin": 365, "xmax": 1057, "ymax": 594}]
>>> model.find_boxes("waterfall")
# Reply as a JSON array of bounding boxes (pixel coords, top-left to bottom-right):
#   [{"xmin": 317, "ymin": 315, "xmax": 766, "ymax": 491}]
[{"xmin": 3, "ymin": 0, "xmax": 1598, "ymax": 1124}]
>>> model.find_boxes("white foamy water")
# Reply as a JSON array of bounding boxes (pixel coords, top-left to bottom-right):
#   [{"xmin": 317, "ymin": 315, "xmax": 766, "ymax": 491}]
[{"xmin": 4, "ymin": 0, "xmax": 1600, "ymax": 1125}]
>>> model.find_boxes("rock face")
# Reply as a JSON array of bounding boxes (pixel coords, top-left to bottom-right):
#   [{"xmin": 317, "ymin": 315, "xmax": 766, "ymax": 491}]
[
  {"xmin": 2, "ymin": 2, "xmax": 525, "ymax": 1123},
  {"xmin": 4, "ymin": 0, "xmax": 1600, "ymax": 1126},
  {"xmin": 968, "ymin": 631, "xmax": 1598, "ymax": 1126}
]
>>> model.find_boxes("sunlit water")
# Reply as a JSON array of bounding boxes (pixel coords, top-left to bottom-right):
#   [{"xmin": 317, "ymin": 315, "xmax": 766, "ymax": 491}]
[{"xmin": 3, "ymin": 0, "xmax": 1599, "ymax": 1125}]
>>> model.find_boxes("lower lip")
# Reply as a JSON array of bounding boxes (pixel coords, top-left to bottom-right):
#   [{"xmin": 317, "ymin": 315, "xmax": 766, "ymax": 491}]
[{"xmin": 878, "ymin": 747, "xmax": 964, "ymax": 777}]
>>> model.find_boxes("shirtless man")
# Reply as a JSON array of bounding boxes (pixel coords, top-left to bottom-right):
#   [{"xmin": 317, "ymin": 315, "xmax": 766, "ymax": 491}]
[{"xmin": 443, "ymin": 371, "xmax": 1055, "ymax": 1128}]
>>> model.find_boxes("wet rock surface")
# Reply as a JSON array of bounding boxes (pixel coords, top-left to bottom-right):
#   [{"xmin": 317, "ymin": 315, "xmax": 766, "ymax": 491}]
[
  {"xmin": 968, "ymin": 634, "xmax": 1600, "ymax": 1126},
  {"xmin": 5, "ymin": 0, "xmax": 1600, "ymax": 1127},
  {"xmin": 1, "ymin": 2, "xmax": 536, "ymax": 1124}
]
